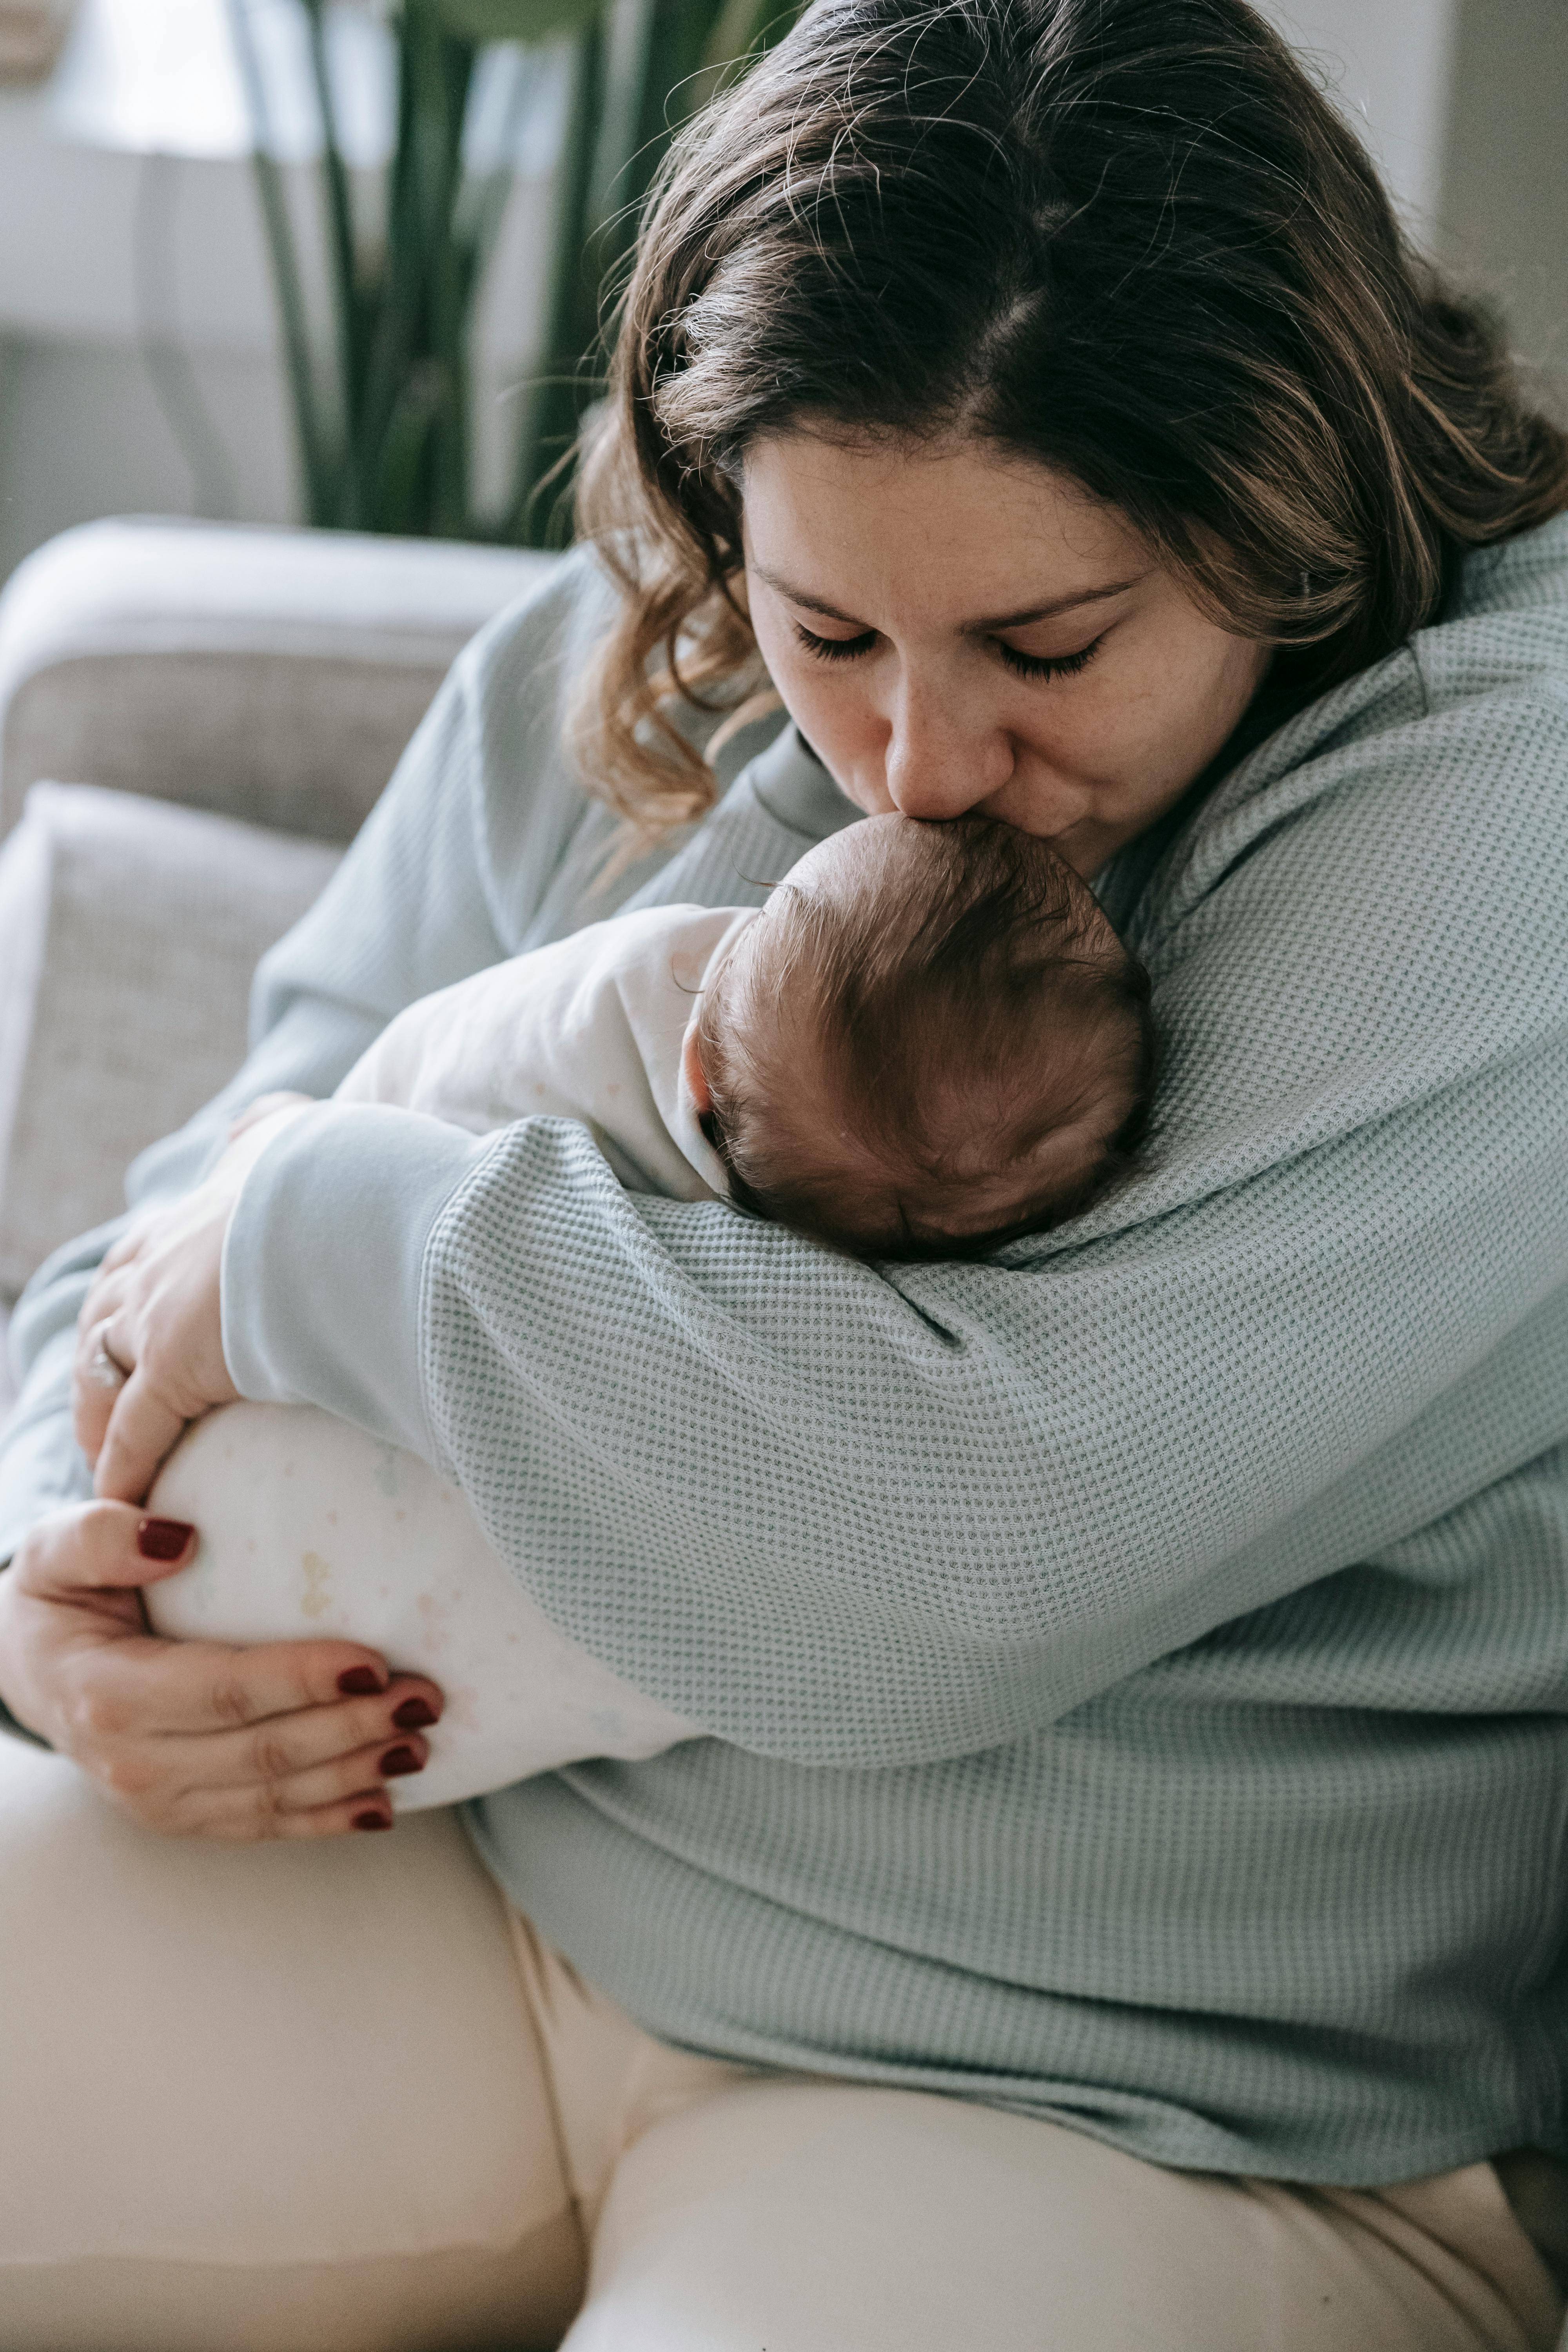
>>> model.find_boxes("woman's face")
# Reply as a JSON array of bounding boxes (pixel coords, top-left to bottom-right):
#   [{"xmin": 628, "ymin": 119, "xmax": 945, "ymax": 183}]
[{"xmin": 740, "ymin": 430, "xmax": 1272, "ymax": 875}]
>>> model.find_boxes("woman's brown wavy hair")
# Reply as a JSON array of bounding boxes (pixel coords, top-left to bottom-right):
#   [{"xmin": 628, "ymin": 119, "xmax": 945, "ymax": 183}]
[{"xmin": 572, "ymin": 0, "xmax": 1568, "ymax": 840}]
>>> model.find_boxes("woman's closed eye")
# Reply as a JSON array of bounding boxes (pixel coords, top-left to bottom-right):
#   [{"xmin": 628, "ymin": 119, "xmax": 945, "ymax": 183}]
[
  {"xmin": 793, "ymin": 622, "xmax": 878, "ymax": 662},
  {"xmin": 792, "ymin": 620, "xmax": 1108, "ymax": 681},
  {"xmin": 995, "ymin": 632, "xmax": 1107, "ymax": 682}
]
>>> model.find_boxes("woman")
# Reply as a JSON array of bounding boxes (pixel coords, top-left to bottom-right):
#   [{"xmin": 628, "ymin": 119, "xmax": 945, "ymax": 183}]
[{"xmin": 1, "ymin": 0, "xmax": 1565, "ymax": 2342}]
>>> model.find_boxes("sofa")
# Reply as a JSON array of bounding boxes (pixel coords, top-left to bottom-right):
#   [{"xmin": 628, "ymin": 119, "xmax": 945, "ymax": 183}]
[{"xmin": 0, "ymin": 515, "xmax": 551, "ymax": 1414}]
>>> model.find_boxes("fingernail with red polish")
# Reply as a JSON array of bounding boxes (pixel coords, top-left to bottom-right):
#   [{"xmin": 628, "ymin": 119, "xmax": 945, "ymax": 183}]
[
  {"xmin": 379, "ymin": 1745, "xmax": 423, "ymax": 1778},
  {"xmin": 353, "ymin": 1809, "xmax": 392, "ymax": 1832},
  {"xmin": 337, "ymin": 1666, "xmax": 384, "ymax": 1697},
  {"xmin": 136, "ymin": 1517, "xmax": 195, "ymax": 1562},
  {"xmin": 392, "ymin": 1697, "xmax": 437, "ymax": 1731}
]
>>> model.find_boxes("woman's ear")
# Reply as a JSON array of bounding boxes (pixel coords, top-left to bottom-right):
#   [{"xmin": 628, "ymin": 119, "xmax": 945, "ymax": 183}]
[{"xmin": 682, "ymin": 1022, "xmax": 713, "ymax": 1115}]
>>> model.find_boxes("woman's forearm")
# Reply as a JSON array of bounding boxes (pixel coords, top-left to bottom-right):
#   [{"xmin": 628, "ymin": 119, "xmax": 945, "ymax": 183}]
[
  {"xmin": 215, "ymin": 1004, "xmax": 1568, "ymax": 1773},
  {"xmin": 221, "ymin": 1102, "xmax": 486, "ymax": 1459}
]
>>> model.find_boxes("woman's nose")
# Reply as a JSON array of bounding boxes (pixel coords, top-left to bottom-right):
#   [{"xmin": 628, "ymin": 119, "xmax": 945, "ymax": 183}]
[{"xmin": 882, "ymin": 691, "xmax": 1013, "ymax": 820}]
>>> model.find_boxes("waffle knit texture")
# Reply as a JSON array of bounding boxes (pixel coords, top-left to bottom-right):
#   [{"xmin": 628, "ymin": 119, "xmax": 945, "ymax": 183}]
[{"xmin": 5, "ymin": 521, "xmax": 1568, "ymax": 2183}]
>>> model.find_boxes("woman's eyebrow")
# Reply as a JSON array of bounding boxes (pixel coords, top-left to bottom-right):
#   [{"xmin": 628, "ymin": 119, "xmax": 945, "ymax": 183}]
[
  {"xmin": 752, "ymin": 564, "xmax": 1147, "ymax": 628},
  {"xmin": 751, "ymin": 565, "xmax": 864, "ymax": 623},
  {"xmin": 968, "ymin": 575, "xmax": 1149, "ymax": 631}
]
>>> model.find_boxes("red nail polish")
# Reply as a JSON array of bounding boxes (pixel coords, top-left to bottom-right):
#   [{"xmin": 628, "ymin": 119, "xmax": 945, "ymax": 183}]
[
  {"xmin": 379, "ymin": 1745, "xmax": 423, "ymax": 1778},
  {"xmin": 392, "ymin": 1697, "xmax": 437, "ymax": 1731},
  {"xmin": 353, "ymin": 1810, "xmax": 392, "ymax": 1831},
  {"xmin": 337, "ymin": 1666, "xmax": 384, "ymax": 1697},
  {"xmin": 136, "ymin": 1517, "xmax": 195, "ymax": 1562}
]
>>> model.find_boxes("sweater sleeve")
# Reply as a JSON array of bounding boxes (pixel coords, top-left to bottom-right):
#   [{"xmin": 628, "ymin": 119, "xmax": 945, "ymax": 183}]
[{"xmin": 222, "ymin": 658, "xmax": 1568, "ymax": 1768}]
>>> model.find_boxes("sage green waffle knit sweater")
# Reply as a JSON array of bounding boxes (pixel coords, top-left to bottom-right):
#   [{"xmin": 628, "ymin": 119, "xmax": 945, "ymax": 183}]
[{"xmin": 5, "ymin": 519, "xmax": 1567, "ymax": 2183}]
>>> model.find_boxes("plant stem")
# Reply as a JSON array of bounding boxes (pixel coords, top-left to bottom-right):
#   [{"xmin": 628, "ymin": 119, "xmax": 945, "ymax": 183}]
[
  {"xmin": 301, "ymin": 0, "xmax": 364, "ymax": 525},
  {"xmin": 361, "ymin": 10, "xmax": 471, "ymax": 533},
  {"xmin": 507, "ymin": 15, "xmax": 606, "ymax": 543},
  {"xmin": 227, "ymin": 0, "xmax": 336, "ymax": 522},
  {"xmin": 425, "ymin": 34, "xmax": 476, "ymax": 536}
]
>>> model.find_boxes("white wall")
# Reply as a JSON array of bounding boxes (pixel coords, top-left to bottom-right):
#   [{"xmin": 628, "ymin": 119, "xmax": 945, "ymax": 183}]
[
  {"xmin": 0, "ymin": 104, "xmax": 302, "ymax": 573},
  {"xmin": 1257, "ymin": 0, "xmax": 1568, "ymax": 379},
  {"xmin": 1438, "ymin": 0, "xmax": 1568, "ymax": 375},
  {"xmin": 0, "ymin": 34, "xmax": 557, "ymax": 581},
  {"xmin": 1254, "ymin": 0, "xmax": 1459, "ymax": 228}
]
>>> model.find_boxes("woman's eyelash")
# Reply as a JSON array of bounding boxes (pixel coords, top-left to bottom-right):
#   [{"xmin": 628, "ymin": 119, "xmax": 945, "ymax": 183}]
[
  {"xmin": 793, "ymin": 622, "xmax": 1107, "ymax": 679},
  {"xmin": 995, "ymin": 633, "xmax": 1106, "ymax": 681},
  {"xmin": 794, "ymin": 624, "xmax": 877, "ymax": 661}
]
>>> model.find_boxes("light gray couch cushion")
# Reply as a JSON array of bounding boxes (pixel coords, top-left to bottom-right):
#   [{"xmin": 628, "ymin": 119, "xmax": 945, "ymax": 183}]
[
  {"xmin": 0, "ymin": 520, "xmax": 551, "ymax": 846},
  {"xmin": 0, "ymin": 782, "xmax": 341, "ymax": 1298}
]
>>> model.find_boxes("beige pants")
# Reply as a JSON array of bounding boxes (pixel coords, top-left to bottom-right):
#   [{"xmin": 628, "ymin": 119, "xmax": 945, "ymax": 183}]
[{"xmin": 0, "ymin": 1736, "xmax": 1562, "ymax": 2352}]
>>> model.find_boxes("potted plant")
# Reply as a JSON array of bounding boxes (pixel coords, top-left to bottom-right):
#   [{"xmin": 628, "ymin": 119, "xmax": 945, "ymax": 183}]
[{"xmin": 230, "ymin": 0, "xmax": 799, "ymax": 544}]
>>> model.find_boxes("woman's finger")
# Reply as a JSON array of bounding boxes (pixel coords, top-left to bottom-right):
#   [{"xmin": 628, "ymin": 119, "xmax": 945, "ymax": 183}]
[
  {"xmin": 91, "ymin": 1369, "xmax": 195, "ymax": 1504},
  {"xmin": 71, "ymin": 1284, "xmax": 134, "ymax": 1465},
  {"xmin": 63, "ymin": 1635, "xmax": 439, "ymax": 1741},
  {"xmin": 76, "ymin": 1155, "xmax": 252, "ymax": 1498},
  {"xmin": 163, "ymin": 1782, "xmax": 397, "ymax": 1843},
  {"xmin": 14, "ymin": 1497, "xmax": 192, "ymax": 1599},
  {"xmin": 116, "ymin": 1687, "xmax": 436, "ymax": 1795},
  {"xmin": 170, "ymin": 1730, "xmax": 428, "ymax": 1817},
  {"xmin": 77, "ymin": 1247, "xmax": 137, "ymax": 1336},
  {"xmin": 80, "ymin": 1251, "xmax": 136, "ymax": 1328},
  {"xmin": 98, "ymin": 1225, "xmax": 148, "ymax": 1277}
]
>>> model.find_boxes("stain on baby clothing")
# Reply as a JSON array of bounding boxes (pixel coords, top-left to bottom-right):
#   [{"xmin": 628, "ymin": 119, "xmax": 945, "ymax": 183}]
[{"xmin": 300, "ymin": 1550, "xmax": 333, "ymax": 1619}]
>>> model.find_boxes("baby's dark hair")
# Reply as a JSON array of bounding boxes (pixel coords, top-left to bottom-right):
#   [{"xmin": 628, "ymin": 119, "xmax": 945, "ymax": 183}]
[{"xmin": 696, "ymin": 814, "xmax": 1155, "ymax": 1260}]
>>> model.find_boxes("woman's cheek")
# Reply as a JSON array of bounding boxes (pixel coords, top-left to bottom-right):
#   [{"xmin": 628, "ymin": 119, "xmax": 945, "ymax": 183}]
[
  {"xmin": 755, "ymin": 633, "xmax": 869, "ymax": 781},
  {"xmin": 792, "ymin": 689, "xmax": 885, "ymax": 809}
]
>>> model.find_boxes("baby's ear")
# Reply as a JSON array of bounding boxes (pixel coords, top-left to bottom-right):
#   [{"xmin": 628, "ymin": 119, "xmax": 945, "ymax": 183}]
[{"xmin": 682, "ymin": 1023, "xmax": 713, "ymax": 1115}]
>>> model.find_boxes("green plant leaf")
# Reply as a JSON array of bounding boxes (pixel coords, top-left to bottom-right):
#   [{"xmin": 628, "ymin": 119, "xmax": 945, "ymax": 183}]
[
  {"xmin": 252, "ymin": 0, "xmax": 791, "ymax": 543},
  {"xmin": 416, "ymin": 0, "xmax": 609, "ymax": 44}
]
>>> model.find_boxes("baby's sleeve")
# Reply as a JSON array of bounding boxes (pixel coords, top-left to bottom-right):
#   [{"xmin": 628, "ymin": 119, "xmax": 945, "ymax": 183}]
[
  {"xmin": 334, "ymin": 907, "xmax": 744, "ymax": 1196},
  {"xmin": 335, "ymin": 994, "xmax": 450, "ymax": 1112}
]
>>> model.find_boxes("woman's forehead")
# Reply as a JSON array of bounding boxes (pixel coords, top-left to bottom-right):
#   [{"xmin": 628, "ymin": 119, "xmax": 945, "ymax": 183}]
[{"xmin": 740, "ymin": 428, "xmax": 1150, "ymax": 626}]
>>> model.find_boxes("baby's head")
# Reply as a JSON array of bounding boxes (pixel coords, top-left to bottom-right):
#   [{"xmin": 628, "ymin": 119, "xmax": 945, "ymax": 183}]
[{"xmin": 688, "ymin": 814, "xmax": 1155, "ymax": 1260}]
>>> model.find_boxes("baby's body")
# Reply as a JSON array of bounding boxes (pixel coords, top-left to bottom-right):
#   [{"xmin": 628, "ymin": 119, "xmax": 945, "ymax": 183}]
[
  {"xmin": 148, "ymin": 816, "xmax": 1152, "ymax": 1808},
  {"xmin": 148, "ymin": 900, "xmax": 756, "ymax": 1809}
]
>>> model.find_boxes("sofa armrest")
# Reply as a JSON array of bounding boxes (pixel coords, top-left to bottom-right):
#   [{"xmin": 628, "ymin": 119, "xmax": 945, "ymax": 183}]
[
  {"xmin": 0, "ymin": 519, "xmax": 553, "ymax": 847},
  {"xmin": 0, "ymin": 782, "xmax": 342, "ymax": 1300}
]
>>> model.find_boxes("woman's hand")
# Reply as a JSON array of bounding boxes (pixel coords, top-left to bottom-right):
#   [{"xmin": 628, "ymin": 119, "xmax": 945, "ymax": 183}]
[
  {"xmin": 0, "ymin": 1501, "xmax": 443, "ymax": 1837},
  {"xmin": 73, "ymin": 1101, "xmax": 310, "ymax": 1503}
]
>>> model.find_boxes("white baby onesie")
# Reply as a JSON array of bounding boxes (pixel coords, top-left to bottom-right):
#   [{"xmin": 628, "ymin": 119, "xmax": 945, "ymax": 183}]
[{"xmin": 146, "ymin": 902, "xmax": 759, "ymax": 1810}]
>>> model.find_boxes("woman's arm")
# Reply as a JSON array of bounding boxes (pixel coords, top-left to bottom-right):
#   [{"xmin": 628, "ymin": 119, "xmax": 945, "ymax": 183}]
[
  {"xmin": 0, "ymin": 557, "xmax": 619, "ymax": 1797},
  {"xmin": 0, "ymin": 550, "xmax": 630, "ymax": 1797},
  {"xmin": 0, "ymin": 555, "xmax": 605, "ymax": 1564},
  {"xmin": 211, "ymin": 669, "xmax": 1568, "ymax": 1769},
  {"xmin": 0, "ymin": 993, "xmax": 385, "ymax": 1567}
]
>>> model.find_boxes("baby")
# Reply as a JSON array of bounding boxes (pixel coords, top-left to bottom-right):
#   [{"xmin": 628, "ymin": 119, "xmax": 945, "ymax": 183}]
[{"xmin": 147, "ymin": 813, "xmax": 1154, "ymax": 1806}]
